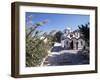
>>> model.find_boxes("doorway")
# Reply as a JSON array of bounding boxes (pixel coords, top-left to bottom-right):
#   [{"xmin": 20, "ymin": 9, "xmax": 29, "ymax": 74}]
[{"xmin": 70, "ymin": 41, "xmax": 73, "ymax": 49}]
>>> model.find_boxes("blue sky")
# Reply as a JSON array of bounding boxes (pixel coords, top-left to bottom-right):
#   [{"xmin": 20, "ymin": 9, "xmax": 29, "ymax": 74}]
[{"xmin": 25, "ymin": 12, "xmax": 89, "ymax": 33}]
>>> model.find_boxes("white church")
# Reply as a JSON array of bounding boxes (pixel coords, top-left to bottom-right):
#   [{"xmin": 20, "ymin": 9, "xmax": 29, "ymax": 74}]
[{"xmin": 61, "ymin": 28, "xmax": 85, "ymax": 50}]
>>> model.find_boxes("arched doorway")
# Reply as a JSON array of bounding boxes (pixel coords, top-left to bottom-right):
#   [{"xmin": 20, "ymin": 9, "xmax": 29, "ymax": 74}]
[{"xmin": 70, "ymin": 41, "xmax": 73, "ymax": 49}]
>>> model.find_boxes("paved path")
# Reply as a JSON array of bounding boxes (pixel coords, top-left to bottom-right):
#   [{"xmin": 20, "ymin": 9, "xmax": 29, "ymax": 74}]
[
  {"xmin": 43, "ymin": 42, "xmax": 89, "ymax": 66},
  {"xmin": 43, "ymin": 49, "xmax": 89, "ymax": 66}
]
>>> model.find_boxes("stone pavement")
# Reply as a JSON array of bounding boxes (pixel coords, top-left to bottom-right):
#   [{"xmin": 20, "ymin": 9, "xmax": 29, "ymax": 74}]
[
  {"xmin": 42, "ymin": 42, "xmax": 89, "ymax": 66},
  {"xmin": 43, "ymin": 49, "xmax": 89, "ymax": 66}
]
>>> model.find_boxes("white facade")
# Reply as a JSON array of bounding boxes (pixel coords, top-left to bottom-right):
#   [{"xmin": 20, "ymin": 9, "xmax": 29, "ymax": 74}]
[{"xmin": 61, "ymin": 29, "xmax": 85, "ymax": 50}]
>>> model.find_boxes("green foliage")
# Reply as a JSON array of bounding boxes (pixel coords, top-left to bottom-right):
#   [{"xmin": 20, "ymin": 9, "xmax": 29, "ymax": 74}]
[
  {"xmin": 47, "ymin": 35, "xmax": 55, "ymax": 47},
  {"xmin": 54, "ymin": 31, "xmax": 63, "ymax": 43},
  {"xmin": 78, "ymin": 23, "xmax": 90, "ymax": 46},
  {"xmin": 26, "ymin": 20, "xmax": 49, "ymax": 67}
]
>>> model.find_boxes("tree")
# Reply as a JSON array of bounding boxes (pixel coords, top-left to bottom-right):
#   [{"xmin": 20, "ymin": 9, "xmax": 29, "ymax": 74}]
[
  {"xmin": 54, "ymin": 31, "xmax": 63, "ymax": 43},
  {"xmin": 78, "ymin": 23, "xmax": 90, "ymax": 46},
  {"xmin": 47, "ymin": 32, "xmax": 56, "ymax": 47},
  {"xmin": 26, "ymin": 19, "xmax": 49, "ymax": 67}
]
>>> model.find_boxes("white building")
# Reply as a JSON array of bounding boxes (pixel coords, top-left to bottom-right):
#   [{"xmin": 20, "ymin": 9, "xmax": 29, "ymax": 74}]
[{"xmin": 61, "ymin": 28, "xmax": 85, "ymax": 50}]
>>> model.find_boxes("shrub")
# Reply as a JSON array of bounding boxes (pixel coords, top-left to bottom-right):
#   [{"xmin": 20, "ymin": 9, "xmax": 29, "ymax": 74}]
[{"xmin": 26, "ymin": 20, "xmax": 49, "ymax": 67}]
